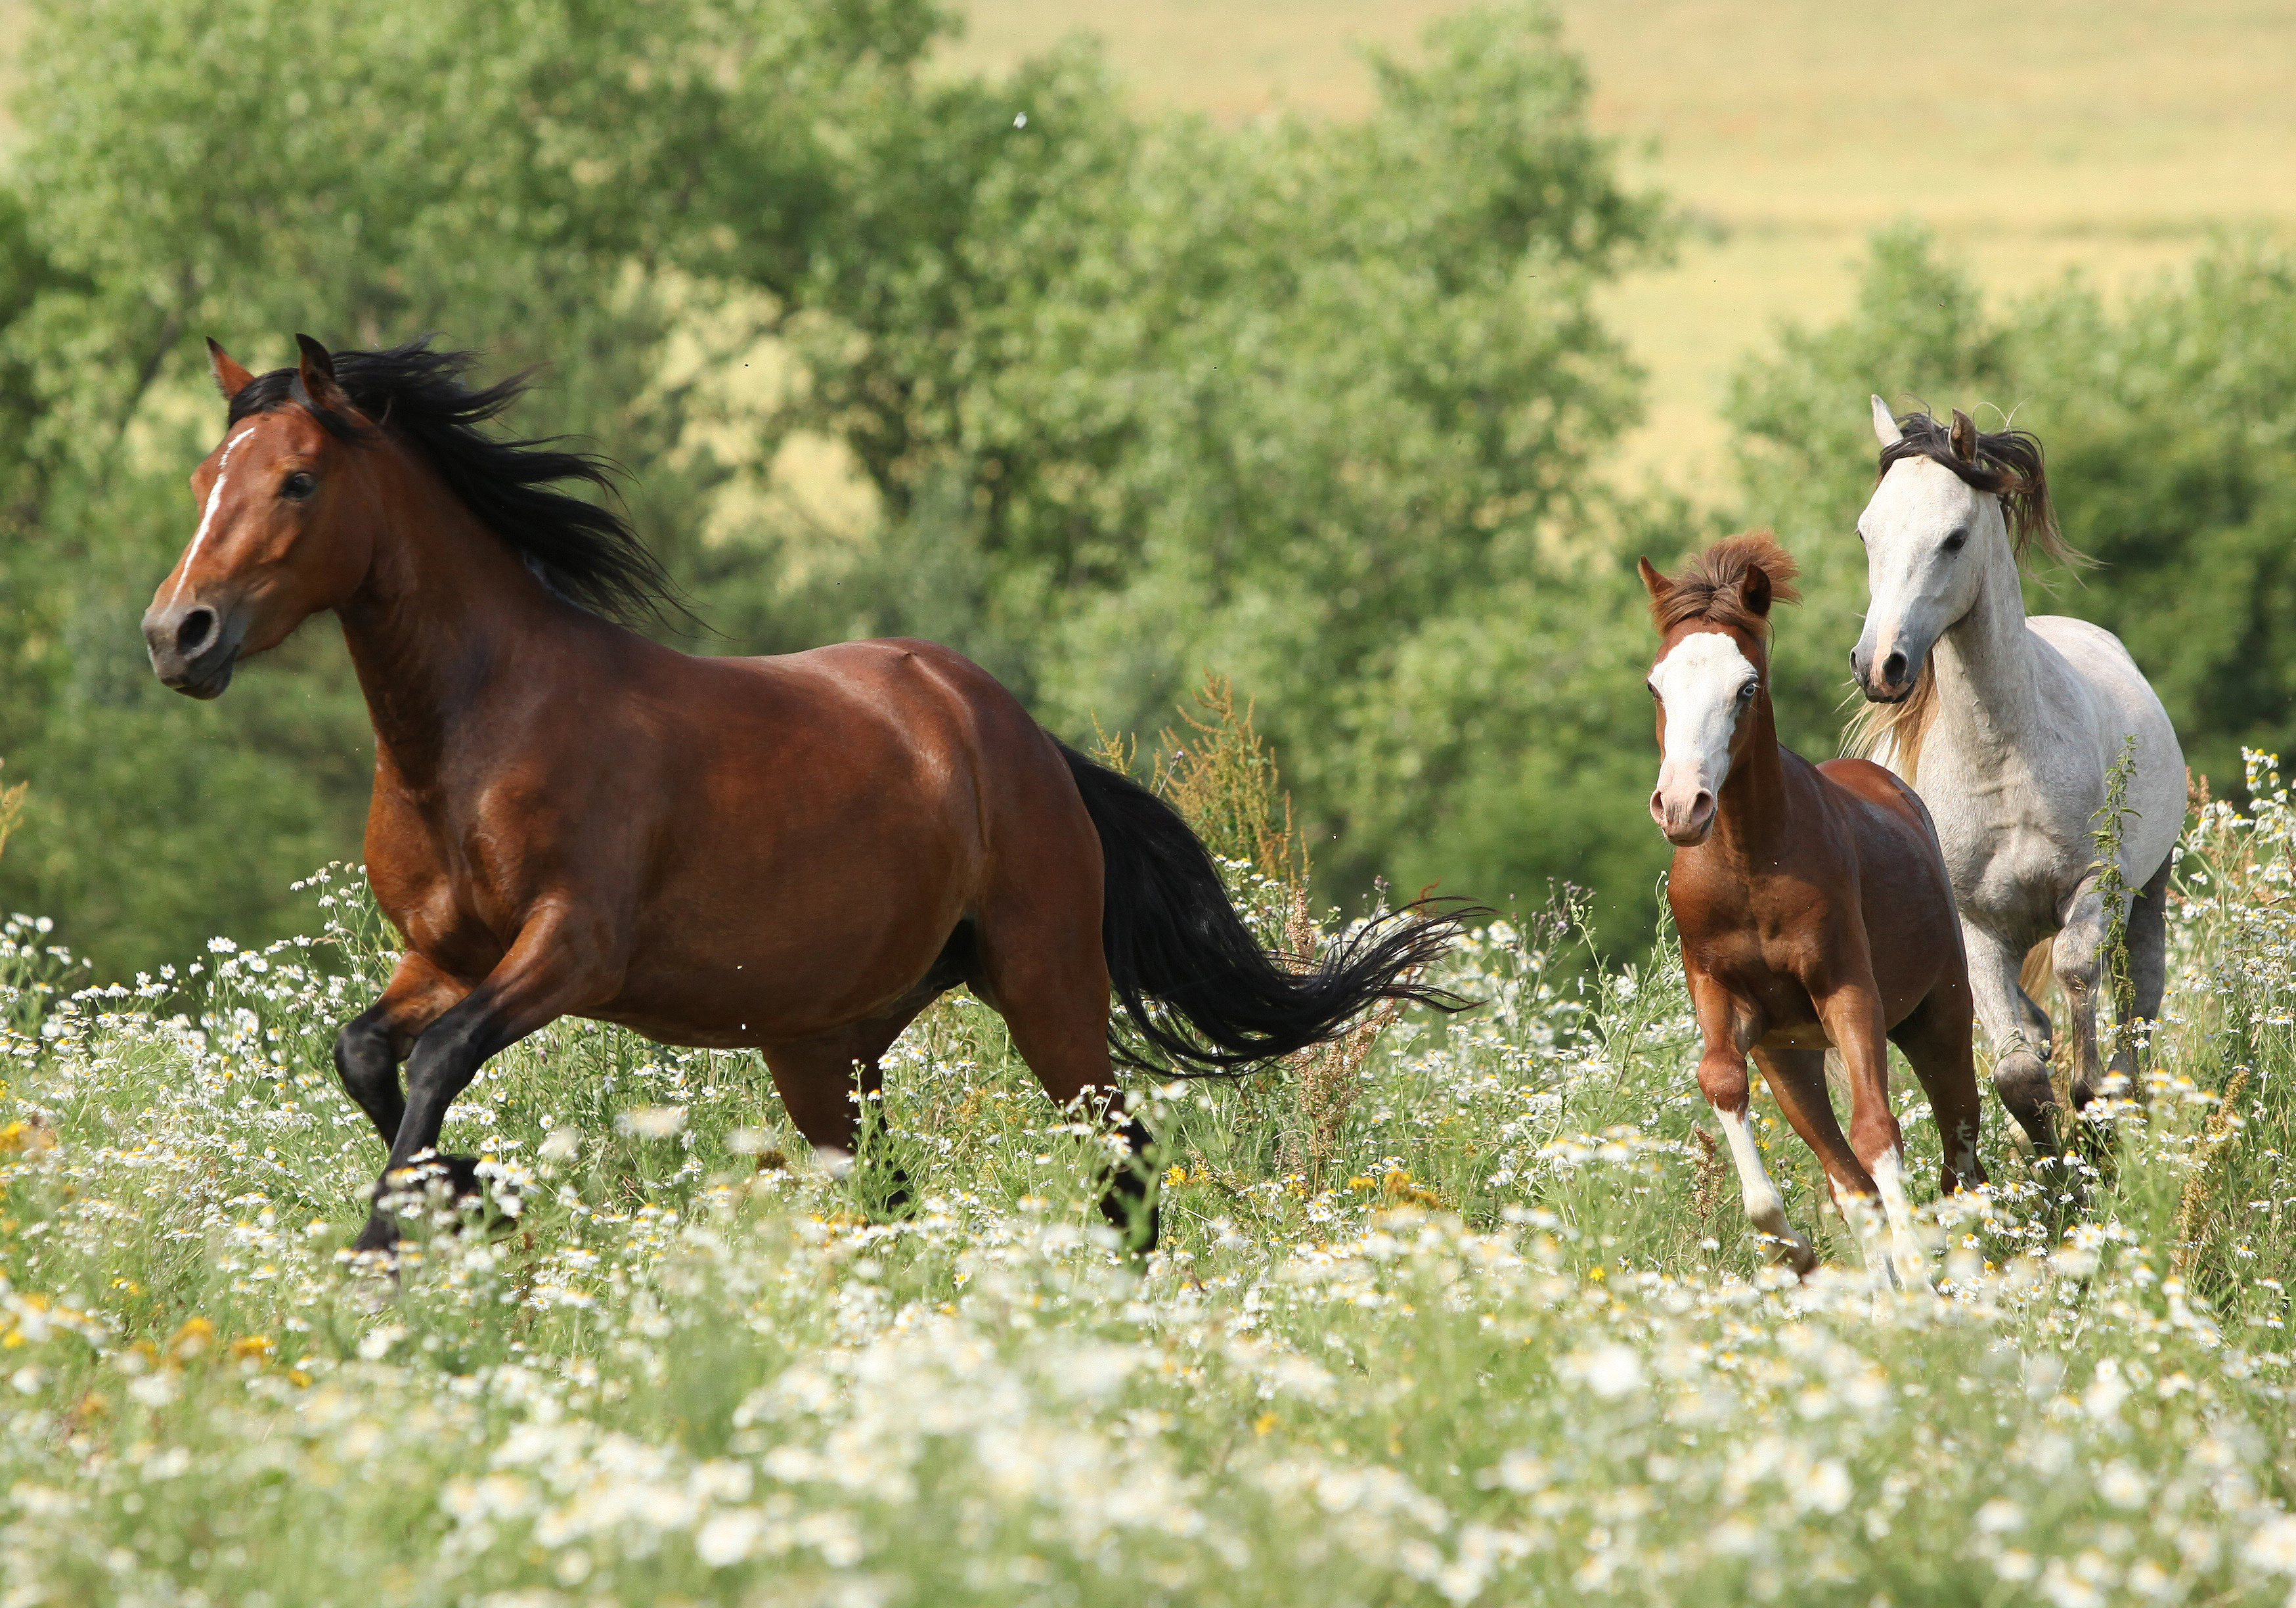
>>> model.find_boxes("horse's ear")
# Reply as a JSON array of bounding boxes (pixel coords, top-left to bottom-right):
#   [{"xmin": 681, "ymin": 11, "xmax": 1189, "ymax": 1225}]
[
  {"xmin": 206, "ymin": 338, "xmax": 255, "ymax": 405},
  {"xmin": 1740, "ymin": 563, "xmax": 1774, "ymax": 619},
  {"xmin": 1950, "ymin": 407, "xmax": 1980, "ymax": 463},
  {"xmin": 294, "ymin": 332, "xmax": 351, "ymax": 413},
  {"xmin": 1870, "ymin": 394, "xmax": 1903, "ymax": 447},
  {"xmin": 1637, "ymin": 556, "xmax": 1670, "ymax": 603}
]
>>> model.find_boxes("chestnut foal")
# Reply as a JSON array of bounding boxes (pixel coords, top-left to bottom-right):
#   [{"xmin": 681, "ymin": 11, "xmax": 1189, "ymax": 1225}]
[{"xmin": 1641, "ymin": 535, "xmax": 1984, "ymax": 1280}]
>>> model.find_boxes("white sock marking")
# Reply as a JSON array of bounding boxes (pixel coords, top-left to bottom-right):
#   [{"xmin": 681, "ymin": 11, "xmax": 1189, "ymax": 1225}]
[
  {"xmin": 1716, "ymin": 1106, "xmax": 1811, "ymax": 1267},
  {"xmin": 1867, "ymin": 1147, "xmax": 1928, "ymax": 1290}
]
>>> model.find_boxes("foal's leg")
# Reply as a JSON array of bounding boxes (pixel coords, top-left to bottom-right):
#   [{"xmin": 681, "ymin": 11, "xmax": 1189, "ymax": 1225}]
[
  {"xmin": 1752, "ymin": 1044, "xmax": 1897, "ymax": 1278},
  {"xmin": 2111, "ymin": 855, "xmax": 2174, "ymax": 1090},
  {"xmin": 1707, "ymin": 1044, "xmax": 1815, "ymax": 1276},
  {"xmin": 332, "ymin": 952, "xmax": 467, "ymax": 1148},
  {"xmin": 1686, "ymin": 977, "xmax": 1813, "ymax": 1274},
  {"xmin": 1887, "ymin": 983, "xmax": 1987, "ymax": 1195},
  {"xmin": 1814, "ymin": 983, "xmax": 1922, "ymax": 1285},
  {"xmin": 1962, "ymin": 921, "xmax": 2061, "ymax": 1153},
  {"xmin": 355, "ymin": 908, "xmax": 616, "ymax": 1253}
]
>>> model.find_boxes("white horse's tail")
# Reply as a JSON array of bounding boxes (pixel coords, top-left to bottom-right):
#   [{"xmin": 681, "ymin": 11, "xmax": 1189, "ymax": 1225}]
[{"xmin": 2019, "ymin": 938, "xmax": 2056, "ymax": 1008}]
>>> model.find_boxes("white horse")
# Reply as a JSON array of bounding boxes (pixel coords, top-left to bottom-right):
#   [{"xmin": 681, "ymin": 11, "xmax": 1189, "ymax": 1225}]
[{"xmin": 1847, "ymin": 399, "xmax": 2184, "ymax": 1153}]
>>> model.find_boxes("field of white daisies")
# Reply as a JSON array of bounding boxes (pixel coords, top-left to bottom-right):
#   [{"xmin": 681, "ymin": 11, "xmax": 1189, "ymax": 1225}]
[{"xmin": 4, "ymin": 755, "xmax": 2296, "ymax": 1608}]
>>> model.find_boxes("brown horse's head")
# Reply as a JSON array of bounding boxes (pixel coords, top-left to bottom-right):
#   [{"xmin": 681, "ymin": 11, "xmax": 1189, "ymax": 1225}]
[
  {"xmin": 143, "ymin": 336, "xmax": 380, "ymax": 698},
  {"xmin": 1637, "ymin": 533, "xmax": 1801, "ymax": 847}
]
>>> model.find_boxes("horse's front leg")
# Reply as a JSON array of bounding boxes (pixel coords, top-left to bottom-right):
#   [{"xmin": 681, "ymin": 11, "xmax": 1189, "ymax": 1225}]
[
  {"xmin": 332, "ymin": 952, "xmax": 468, "ymax": 1149},
  {"xmin": 1962, "ymin": 920, "xmax": 2061, "ymax": 1153},
  {"xmin": 1687, "ymin": 980, "xmax": 1815, "ymax": 1274},
  {"xmin": 354, "ymin": 906, "xmax": 621, "ymax": 1253},
  {"xmin": 1814, "ymin": 982, "xmax": 1921, "ymax": 1288}
]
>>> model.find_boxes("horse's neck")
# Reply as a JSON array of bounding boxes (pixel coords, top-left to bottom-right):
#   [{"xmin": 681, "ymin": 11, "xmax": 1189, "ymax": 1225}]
[
  {"xmin": 1928, "ymin": 526, "xmax": 2042, "ymax": 758},
  {"xmin": 336, "ymin": 461, "xmax": 579, "ymax": 784},
  {"xmin": 1709, "ymin": 701, "xmax": 1792, "ymax": 861}
]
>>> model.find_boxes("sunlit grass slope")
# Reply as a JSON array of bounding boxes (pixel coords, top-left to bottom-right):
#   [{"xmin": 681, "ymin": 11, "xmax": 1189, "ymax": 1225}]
[
  {"xmin": 1, "ymin": 749, "xmax": 2295, "ymax": 1602},
  {"xmin": 942, "ymin": 0, "xmax": 2296, "ymax": 497}
]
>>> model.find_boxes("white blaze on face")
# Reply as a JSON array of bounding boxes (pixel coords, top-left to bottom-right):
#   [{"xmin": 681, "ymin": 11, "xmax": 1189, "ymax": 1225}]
[
  {"xmin": 170, "ymin": 426, "xmax": 257, "ymax": 606},
  {"xmin": 1648, "ymin": 629, "xmax": 1757, "ymax": 840}
]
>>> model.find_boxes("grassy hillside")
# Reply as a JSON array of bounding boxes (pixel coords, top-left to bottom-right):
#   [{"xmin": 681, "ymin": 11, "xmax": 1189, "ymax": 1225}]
[{"xmin": 944, "ymin": 0, "xmax": 2296, "ymax": 494}]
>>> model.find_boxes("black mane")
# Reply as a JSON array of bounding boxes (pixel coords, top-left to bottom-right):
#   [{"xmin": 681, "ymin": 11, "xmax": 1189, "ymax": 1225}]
[
  {"xmin": 1876, "ymin": 407, "xmax": 2081, "ymax": 569},
  {"xmin": 229, "ymin": 339, "xmax": 684, "ymax": 626}
]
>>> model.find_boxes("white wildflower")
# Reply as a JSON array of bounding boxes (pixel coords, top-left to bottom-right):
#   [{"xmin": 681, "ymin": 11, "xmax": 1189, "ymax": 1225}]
[
  {"xmin": 1566, "ymin": 1343, "xmax": 1644, "ymax": 1401},
  {"xmin": 615, "ymin": 1105, "xmax": 686, "ymax": 1139}
]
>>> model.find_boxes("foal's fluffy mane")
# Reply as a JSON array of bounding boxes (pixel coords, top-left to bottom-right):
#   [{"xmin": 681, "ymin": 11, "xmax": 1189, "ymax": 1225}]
[
  {"xmin": 1850, "ymin": 408, "xmax": 2085, "ymax": 778},
  {"xmin": 1648, "ymin": 531, "xmax": 1801, "ymax": 639},
  {"xmin": 229, "ymin": 338, "xmax": 686, "ymax": 628}
]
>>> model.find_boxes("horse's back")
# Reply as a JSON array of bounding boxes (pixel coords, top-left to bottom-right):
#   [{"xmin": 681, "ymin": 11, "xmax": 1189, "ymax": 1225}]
[
  {"xmin": 2025, "ymin": 614, "xmax": 2186, "ymax": 878},
  {"xmin": 1816, "ymin": 756, "xmax": 1952, "ymax": 884}
]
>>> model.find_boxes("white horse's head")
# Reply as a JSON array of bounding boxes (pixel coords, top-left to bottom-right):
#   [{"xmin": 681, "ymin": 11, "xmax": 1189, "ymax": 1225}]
[{"xmin": 1849, "ymin": 397, "xmax": 2066, "ymax": 704}]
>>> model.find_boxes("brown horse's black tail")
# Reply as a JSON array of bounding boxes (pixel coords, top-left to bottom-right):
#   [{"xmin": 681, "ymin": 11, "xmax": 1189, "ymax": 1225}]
[{"xmin": 1057, "ymin": 742, "xmax": 1478, "ymax": 1074}]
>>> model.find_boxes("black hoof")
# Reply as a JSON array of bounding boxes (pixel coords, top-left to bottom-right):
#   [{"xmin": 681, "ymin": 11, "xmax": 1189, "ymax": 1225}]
[
  {"xmin": 351, "ymin": 1211, "xmax": 401, "ymax": 1254},
  {"xmin": 357, "ymin": 1153, "xmax": 495, "ymax": 1251}
]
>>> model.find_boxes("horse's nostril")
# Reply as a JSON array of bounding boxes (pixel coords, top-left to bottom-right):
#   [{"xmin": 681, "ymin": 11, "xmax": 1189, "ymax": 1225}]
[
  {"xmin": 175, "ymin": 607, "xmax": 217, "ymax": 657},
  {"xmin": 1881, "ymin": 651, "xmax": 1907, "ymax": 684}
]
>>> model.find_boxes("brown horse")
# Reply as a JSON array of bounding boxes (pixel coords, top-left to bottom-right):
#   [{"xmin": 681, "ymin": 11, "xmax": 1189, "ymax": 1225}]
[
  {"xmin": 1639, "ymin": 535, "xmax": 1983, "ymax": 1280},
  {"xmin": 143, "ymin": 335, "xmax": 1468, "ymax": 1253}
]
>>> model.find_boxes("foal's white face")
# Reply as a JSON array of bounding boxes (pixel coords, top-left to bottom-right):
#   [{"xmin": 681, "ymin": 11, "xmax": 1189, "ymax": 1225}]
[
  {"xmin": 1646, "ymin": 629, "xmax": 1758, "ymax": 847},
  {"xmin": 1851, "ymin": 399, "xmax": 1999, "ymax": 703}
]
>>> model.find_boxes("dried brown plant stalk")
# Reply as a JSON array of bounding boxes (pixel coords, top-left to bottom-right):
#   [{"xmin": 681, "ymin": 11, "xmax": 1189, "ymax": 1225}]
[
  {"xmin": 1689, "ymin": 1127, "xmax": 1728, "ymax": 1225},
  {"xmin": 2171, "ymin": 1067, "xmax": 2250, "ymax": 1278},
  {"xmin": 1152, "ymin": 673, "xmax": 1308, "ymax": 888}
]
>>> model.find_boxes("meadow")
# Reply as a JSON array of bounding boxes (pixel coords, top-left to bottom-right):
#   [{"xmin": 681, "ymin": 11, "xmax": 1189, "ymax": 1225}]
[{"xmin": 2, "ymin": 721, "xmax": 2295, "ymax": 1605}]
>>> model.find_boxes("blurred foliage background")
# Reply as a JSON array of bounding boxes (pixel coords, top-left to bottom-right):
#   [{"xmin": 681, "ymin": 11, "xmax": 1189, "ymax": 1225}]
[{"xmin": 0, "ymin": 0, "xmax": 2290, "ymax": 977}]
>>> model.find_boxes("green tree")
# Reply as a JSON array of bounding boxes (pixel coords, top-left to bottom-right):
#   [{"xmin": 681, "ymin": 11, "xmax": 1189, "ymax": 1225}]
[{"xmin": 1, "ymin": 0, "xmax": 1672, "ymax": 972}]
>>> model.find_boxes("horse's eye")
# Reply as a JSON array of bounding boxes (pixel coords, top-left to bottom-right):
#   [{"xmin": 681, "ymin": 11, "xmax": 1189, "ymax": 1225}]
[
  {"xmin": 1737, "ymin": 681, "xmax": 1758, "ymax": 700},
  {"xmin": 1943, "ymin": 529, "xmax": 1967, "ymax": 552},
  {"xmin": 281, "ymin": 470, "xmax": 317, "ymax": 501},
  {"xmin": 1646, "ymin": 684, "xmax": 1660, "ymax": 702}
]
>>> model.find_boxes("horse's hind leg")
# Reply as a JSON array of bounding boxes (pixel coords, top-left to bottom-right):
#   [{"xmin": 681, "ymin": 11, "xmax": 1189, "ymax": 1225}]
[
  {"xmin": 2052, "ymin": 876, "xmax": 2127, "ymax": 1110},
  {"xmin": 2110, "ymin": 855, "xmax": 2174, "ymax": 1089},
  {"xmin": 971, "ymin": 904, "xmax": 1159, "ymax": 1252},
  {"xmin": 1964, "ymin": 922, "xmax": 2061, "ymax": 1153},
  {"xmin": 1888, "ymin": 980, "xmax": 1987, "ymax": 1195}
]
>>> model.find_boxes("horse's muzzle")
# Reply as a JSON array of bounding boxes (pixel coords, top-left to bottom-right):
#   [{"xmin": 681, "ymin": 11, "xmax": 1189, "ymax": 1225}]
[
  {"xmin": 1849, "ymin": 641, "xmax": 1918, "ymax": 704},
  {"xmin": 143, "ymin": 600, "xmax": 243, "ymax": 700},
  {"xmin": 1650, "ymin": 765, "xmax": 1717, "ymax": 847}
]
